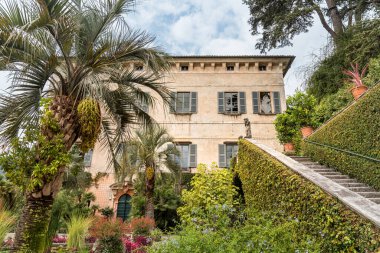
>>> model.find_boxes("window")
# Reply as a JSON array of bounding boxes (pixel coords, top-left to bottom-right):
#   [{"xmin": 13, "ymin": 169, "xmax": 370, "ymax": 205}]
[
  {"xmin": 226, "ymin": 65, "xmax": 234, "ymax": 71},
  {"xmin": 84, "ymin": 149, "xmax": 93, "ymax": 167},
  {"xmin": 135, "ymin": 65, "xmax": 143, "ymax": 71},
  {"xmin": 181, "ymin": 65, "xmax": 189, "ymax": 71},
  {"xmin": 218, "ymin": 92, "xmax": 246, "ymax": 114},
  {"xmin": 168, "ymin": 143, "xmax": 197, "ymax": 170},
  {"xmin": 116, "ymin": 194, "xmax": 131, "ymax": 221},
  {"xmin": 252, "ymin": 91, "xmax": 281, "ymax": 114},
  {"xmin": 219, "ymin": 143, "xmax": 238, "ymax": 168},
  {"xmin": 259, "ymin": 64, "xmax": 267, "ymax": 71},
  {"xmin": 170, "ymin": 92, "xmax": 197, "ymax": 114}
]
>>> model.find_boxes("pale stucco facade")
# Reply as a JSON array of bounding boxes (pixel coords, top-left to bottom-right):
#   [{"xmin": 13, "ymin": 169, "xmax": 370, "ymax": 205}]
[{"xmin": 87, "ymin": 55, "xmax": 294, "ymax": 210}]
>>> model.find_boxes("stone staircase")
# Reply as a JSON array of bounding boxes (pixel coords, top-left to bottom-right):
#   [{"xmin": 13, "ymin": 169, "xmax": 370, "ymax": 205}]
[{"xmin": 291, "ymin": 156, "xmax": 380, "ymax": 204}]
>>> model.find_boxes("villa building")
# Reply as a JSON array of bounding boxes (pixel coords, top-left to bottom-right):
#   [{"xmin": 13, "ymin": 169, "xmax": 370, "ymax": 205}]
[{"xmin": 85, "ymin": 55, "xmax": 295, "ymax": 219}]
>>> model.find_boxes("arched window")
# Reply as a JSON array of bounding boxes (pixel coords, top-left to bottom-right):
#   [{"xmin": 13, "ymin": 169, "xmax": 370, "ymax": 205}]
[{"xmin": 116, "ymin": 194, "xmax": 131, "ymax": 221}]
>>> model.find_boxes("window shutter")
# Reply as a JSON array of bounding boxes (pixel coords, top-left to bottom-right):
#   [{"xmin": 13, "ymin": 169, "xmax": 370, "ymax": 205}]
[
  {"xmin": 252, "ymin": 92, "xmax": 259, "ymax": 114},
  {"xmin": 170, "ymin": 92, "xmax": 176, "ymax": 113},
  {"xmin": 190, "ymin": 92, "xmax": 198, "ymax": 113},
  {"xmin": 273, "ymin": 91, "xmax": 281, "ymax": 114},
  {"xmin": 189, "ymin": 144, "xmax": 197, "ymax": 168},
  {"xmin": 239, "ymin": 92, "xmax": 246, "ymax": 113},
  {"xmin": 218, "ymin": 92, "xmax": 224, "ymax": 113},
  {"xmin": 218, "ymin": 144, "xmax": 226, "ymax": 168}
]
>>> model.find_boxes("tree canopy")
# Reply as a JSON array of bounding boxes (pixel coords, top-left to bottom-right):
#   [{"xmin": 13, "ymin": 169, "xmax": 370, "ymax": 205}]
[{"xmin": 243, "ymin": 0, "xmax": 380, "ymax": 52}]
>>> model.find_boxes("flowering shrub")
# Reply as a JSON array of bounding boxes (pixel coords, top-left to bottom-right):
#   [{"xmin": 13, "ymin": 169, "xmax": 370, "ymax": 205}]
[
  {"xmin": 90, "ymin": 218, "xmax": 126, "ymax": 253},
  {"xmin": 123, "ymin": 236, "xmax": 150, "ymax": 253},
  {"xmin": 127, "ymin": 217, "xmax": 155, "ymax": 236},
  {"xmin": 52, "ymin": 235, "xmax": 67, "ymax": 244}
]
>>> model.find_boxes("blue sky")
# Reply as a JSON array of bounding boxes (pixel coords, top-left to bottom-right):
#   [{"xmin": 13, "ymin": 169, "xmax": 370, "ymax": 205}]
[{"xmin": 0, "ymin": 0, "xmax": 330, "ymax": 96}]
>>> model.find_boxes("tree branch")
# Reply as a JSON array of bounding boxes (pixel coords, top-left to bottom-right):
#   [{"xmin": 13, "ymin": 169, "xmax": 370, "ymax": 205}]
[{"xmin": 312, "ymin": 3, "xmax": 338, "ymax": 40}]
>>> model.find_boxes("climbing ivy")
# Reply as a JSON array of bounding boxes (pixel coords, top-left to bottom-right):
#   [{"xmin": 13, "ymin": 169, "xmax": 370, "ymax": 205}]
[
  {"xmin": 236, "ymin": 139, "xmax": 380, "ymax": 252},
  {"xmin": 0, "ymin": 99, "xmax": 70, "ymax": 192}
]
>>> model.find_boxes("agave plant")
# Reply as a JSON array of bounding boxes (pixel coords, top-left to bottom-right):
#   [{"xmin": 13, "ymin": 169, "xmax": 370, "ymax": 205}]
[
  {"xmin": 343, "ymin": 63, "xmax": 368, "ymax": 87},
  {"xmin": 0, "ymin": 0, "xmax": 171, "ymax": 251}
]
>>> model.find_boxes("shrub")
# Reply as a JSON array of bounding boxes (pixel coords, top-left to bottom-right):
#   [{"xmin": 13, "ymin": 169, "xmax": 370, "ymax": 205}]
[
  {"xmin": 148, "ymin": 210, "xmax": 319, "ymax": 253},
  {"xmin": 90, "ymin": 218, "xmax": 125, "ymax": 253},
  {"xmin": 304, "ymin": 83, "xmax": 380, "ymax": 190},
  {"xmin": 99, "ymin": 207, "xmax": 114, "ymax": 219},
  {"xmin": 123, "ymin": 236, "xmax": 150, "ymax": 253},
  {"xmin": 66, "ymin": 215, "xmax": 93, "ymax": 251},
  {"xmin": 236, "ymin": 139, "xmax": 380, "ymax": 252},
  {"xmin": 286, "ymin": 91, "xmax": 318, "ymax": 127},
  {"xmin": 177, "ymin": 163, "xmax": 238, "ymax": 230},
  {"xmin": 128, "ymin": 217, "xmax": 155, "ymax": 236},
  {"xmin": 274, "ymin": 111, "xmax": 298, "ymax": 144},
  {"xmin": 0, "ymin": 206, "xmax": 15, "ymax": 244}
]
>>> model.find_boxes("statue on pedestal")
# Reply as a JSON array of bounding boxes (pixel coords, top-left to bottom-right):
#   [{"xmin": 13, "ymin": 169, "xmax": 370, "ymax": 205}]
[{"xmin": 244, "ymin": 118, "xmax": 252, "ymax": 138}]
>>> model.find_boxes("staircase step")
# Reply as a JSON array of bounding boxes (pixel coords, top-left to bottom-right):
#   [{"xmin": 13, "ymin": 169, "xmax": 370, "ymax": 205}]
[
  {"xmin": 313, "ymin": 169, "xmax": 335, "ymax": 173},
  {"xmin": 319, "ymin": 172, "xmax": 343, "ymax": 176},
  {"xmin": 357, "ymin": 192, "xmax": 380, "ymax": 198},
  {"xmin": 300, "ymin": 162, "xmax": 320, "ymax": 166},
  {"xmin": 325, "ymin": 175, "xmax": 350, "ymax": 180},
  {"xmin": 348, "ymin": 187, "xmax": 375, "ymax": 192},
  {"xmin": 339, "ymin": 183, "xmax": 367, "ymax": 187},
  {"xmin": 290, "ymin": 157, "xmax": 312, "ymax": 162},
  {"xmin": 368, "ymin": 198, "xmax": 380, "ymax": 204}
]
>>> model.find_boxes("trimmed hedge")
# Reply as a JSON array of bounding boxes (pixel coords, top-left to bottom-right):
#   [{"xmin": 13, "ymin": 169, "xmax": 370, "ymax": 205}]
[
  {"xmin": 304, "ymin": 84, "xmax": 380, "ymax": 190},
  {"xmin": 236, "ymin": 139, "xmax": 380, "ymax": 252}
]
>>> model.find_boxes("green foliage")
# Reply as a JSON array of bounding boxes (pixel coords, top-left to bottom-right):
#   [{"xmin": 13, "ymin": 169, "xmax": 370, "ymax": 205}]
[
  {"xmin": 0, "ymin": 206, "xmax": 15, "ymax": 243},
  {"xmin": 364, "ymin": 56, "xmax": 380, "ymax": 86},
  {"xmin": 66, "ymin": 215, "xmax": 93, "ymax": 251},
  {"xmin": 286, "ymin": 91, "xmax": 318, "ymax": 127},
  {"xmin": 177, "ymin": 163, "xmax": 238, "ymax": 229},
  {"xmin": 100, "ymin": 207, "xmax": 114, "ymax": 219},
  {"xmin": 304, "ymin": 83, "xmax": 380, "ymax": 191},
  {"xmin": 0, "ymin": 101, "xmax": 70, "ymax": 192},
  {"xmin": 148, "ymin": 209, "xmax": 319, "ymax": 253},
  {"xmin": 77, "ymin": 99, "xmax": 101, "ymax": 153},
  {"xmin": 312, "ymin": 85, "xmax": 353, "ymax": 125},
  {"xmin": 308, "ymin": 20, "xmax": 380, "ymax": 100},
  {"xmin": 236, "ymin": 139, "xmax": 380, "ymax": 252},
  {"xmin": 180, "ymin": 172, "xmax": 195, "ymax": 190},
  {"xmin": 131, "ymin": 173, "xmax": 181, "ymax": 230},
  {"xmin": 274, "ymin": 111, "xmax": 298, "ymax": 144}
]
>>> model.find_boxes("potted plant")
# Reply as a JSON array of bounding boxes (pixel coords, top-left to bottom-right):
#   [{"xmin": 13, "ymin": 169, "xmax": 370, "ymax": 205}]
[
  {"xmin": 287, "ymin": 92, "xmax": 317, "ymax": 138},
  {"xmin": 343, "ymin": 63, "xmax": 368, "ymax": 100},
  {"xmin": 274, "ymin": 112, "xmax": 298, "ymax": 152}
]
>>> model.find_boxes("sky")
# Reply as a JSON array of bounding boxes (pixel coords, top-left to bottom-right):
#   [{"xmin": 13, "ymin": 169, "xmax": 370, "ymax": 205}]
[{"xmin": 0, "ymin": 0, "xmax": 331, "ymax": 96}]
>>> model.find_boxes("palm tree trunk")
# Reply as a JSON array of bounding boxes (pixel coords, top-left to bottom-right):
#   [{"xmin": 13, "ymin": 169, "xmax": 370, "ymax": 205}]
[
  {"xmin": 145, "ymin": 166, "xmax": 155, "ymax": 220},
  {"xmin": 13, "ymin": 95, "xmax": 79, "ymax": 252}
]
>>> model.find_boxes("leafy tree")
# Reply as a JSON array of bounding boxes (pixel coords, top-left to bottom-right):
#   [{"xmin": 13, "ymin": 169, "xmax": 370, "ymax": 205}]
[
  {"xmin": 243, "ymin": 0, "xmax": 380, "ymax": 52},
  {"xmin": 0, "ymin": 0, "xmax": 170, "ymax": 251},
  {"xmin": 122, "ymin": 125, "xmax": 180, "ymax": 220},
  {"xmin": 131, "ymin": 173, "xmax": 181, "ymax": 231},
  {"xmin": 177, "ymin": 163, "xmax": 238, "ymax": 230}
]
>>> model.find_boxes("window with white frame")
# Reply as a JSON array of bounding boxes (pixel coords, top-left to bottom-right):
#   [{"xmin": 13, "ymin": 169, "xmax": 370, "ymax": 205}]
[
  {"xmin": 218, "ymin": 143, "xmax": 238, "ymax": 168},
  {"xmin": 170, "ymin": 92, "xmax": 198, "ymax": 114},
  {"xmin": 168, "ymin": 143, "xmax": 197, "ymax": 170},
  {"xmin": 218, "ymin": 92, "xmax": 246, "ymax": 114},
  {"xmin": 252, "ymin": 91, "xmax": 281, "ymax": 114}
]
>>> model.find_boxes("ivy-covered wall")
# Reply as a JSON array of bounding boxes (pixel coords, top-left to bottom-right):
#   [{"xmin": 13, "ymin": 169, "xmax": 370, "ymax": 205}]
[
  {"xmin": 236, "ymin": 139, "xmax": 380, "ymax": 252},
  {"xmin": 304, "ymin": 84, "xmax": 380, "ymax": 190}
]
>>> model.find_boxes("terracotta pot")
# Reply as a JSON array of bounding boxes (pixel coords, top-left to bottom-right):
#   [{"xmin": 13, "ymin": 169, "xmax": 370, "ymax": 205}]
[
  {"xmin": 300, "ymin": 126, "xmax": 314, "ymax": 138},
  {"xmin": 350, "ymin": 85, "xmax": 368, "ymax": 100},
  {"xmin": 284, "ymin": 143, "xmax": 295, "ymax": 152}
]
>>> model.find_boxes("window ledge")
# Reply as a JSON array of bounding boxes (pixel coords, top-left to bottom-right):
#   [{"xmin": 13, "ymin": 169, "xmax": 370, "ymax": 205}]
[{"xmin": 173, "ymin": 112, "xmax": 195, "ymax": 115}]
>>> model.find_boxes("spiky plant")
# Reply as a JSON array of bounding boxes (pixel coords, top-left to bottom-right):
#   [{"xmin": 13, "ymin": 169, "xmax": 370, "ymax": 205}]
[
  {"xmin": 66, "ymin": 214, "xmax": 93, "ymax": 251},
  {"xmin": 0, "ymin": 0, "xmax": 171, "ymax": 251},
  {"xmin": 0, "ymin": 205, "xmax": 16, "ymax": 244},
  {"xmin": 343, "ymin": 63, "xmax": 368, "ymax": 87},
  {"xmin": 123, "ymin": 124, "xmax": 180, "ymax": 219}
]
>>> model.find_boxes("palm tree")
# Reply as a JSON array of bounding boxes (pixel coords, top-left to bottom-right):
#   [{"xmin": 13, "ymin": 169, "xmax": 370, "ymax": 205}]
[
  {"xmin": 0, "ymin": 0, "xmax": 171, "ymax": 251},
  {"xmin": 123, "ymin": 124, "xmax": 180, "ymax": 219}
]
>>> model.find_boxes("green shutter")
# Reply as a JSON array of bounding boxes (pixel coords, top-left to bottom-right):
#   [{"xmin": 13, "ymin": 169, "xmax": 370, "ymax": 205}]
[
  {"xmin": 170, "ymin": 92, "xmax": 176, "ymax": 113},
  {"xmin": 218, "ymin": 144, "xmax": 226, "ymax": 168},
  {"xmin": 252, "ymin": 92, "xmax": 259, "ymax": 114},
  {"xmin": 273, "ymin": 91, "xmax": 281, "ymax": 114},
  {"xmin": 190, "ymin": 92, "xmax": 197, "ymax": 113},
  {"xmin": 218, "ymin": 92, "xmax": 224, "ymax": 113},
  {"xmin": 189, "ymin": 144, "xmax": 197, "ymax": 168},
  {"xmin": 239, "ymin": 92, "xmax": 246, "ymax": 113}
]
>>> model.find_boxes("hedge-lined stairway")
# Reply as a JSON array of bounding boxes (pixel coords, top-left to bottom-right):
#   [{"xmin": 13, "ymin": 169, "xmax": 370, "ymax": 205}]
[{"xmin": 291, "ymin": 156, "xmax": 380, "ymax": 204}]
